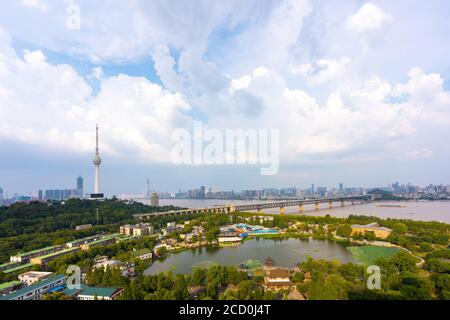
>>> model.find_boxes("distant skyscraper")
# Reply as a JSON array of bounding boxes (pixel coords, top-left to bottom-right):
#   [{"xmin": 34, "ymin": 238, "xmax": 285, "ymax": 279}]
[
  {"xmin": 0, "ymin": 186, "xmax": 3, "ymax": 201},
  {"xmin": 91, "ymin": 125, "xmax": 103, "ymax": 199},
  {"xmin": 146, "ymin": 179, "xmax": 150, "ymax": 198},
  {"xmin": 311, "ymin": 184, "xmax": 315, "ymax": 193},
  {"xmin": 200, "ymin": 186, "xmax": 206, "ymax": 199},
  {"xmin": 339, "ymin": 183, "xmax": 344, "ymax": 193},
  {"xmin": 76, "ymin": 176, "xmax": 83, "ymax": 198},
  {"xmin": 38, "ymin": 190, "xmax": 43, "ymax": 201},
  {"xmin": 151, "ymin": 192, "xmax": 159, "ymax": 206}
]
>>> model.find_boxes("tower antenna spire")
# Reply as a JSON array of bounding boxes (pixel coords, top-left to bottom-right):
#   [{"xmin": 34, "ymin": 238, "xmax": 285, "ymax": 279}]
[
  {"xmin": 91, "ymin": 124, "xmax": 103, "ymax": 198},
  {"xmin": 95, "ymin": 124, "xmax": 99, "ymax": 155}
]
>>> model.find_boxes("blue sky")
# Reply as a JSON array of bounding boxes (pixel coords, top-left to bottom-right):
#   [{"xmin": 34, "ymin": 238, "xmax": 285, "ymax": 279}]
[{"xmin": 0, "ymin": 0, "xmax": 450, "ymax": 196}]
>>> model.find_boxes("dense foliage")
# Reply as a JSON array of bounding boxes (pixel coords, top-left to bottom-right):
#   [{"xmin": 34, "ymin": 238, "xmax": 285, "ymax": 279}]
[{"xmin": 0, "ymin": 199, "xmax": 181, "ymax": 263}]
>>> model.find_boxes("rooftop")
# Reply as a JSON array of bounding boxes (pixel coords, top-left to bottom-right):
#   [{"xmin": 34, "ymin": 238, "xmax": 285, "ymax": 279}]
[
  {"xmin": 266, "ymin": 268, "xmax": 291, "ymax": 279},
  {"xmin": 32, "ymin": 247, "xmax": 80, "ymax": 260},
  {"xmin": 2, "ymin": 263, "xmax": 34, "ymax": 274},
  {"xmin": 12, "ymin": 245, "xmax": 62, "ymax": 258},
  {"xmin": 132, "ymin": 249, "xmax": 152, "ymax": 256},
  {"xmin": 0, "ymin": 274, "xmax": 66, "ymax": 300},
  {"xmin": 218, "ymin": 232, "xmax": 239, "ymax": 237},
  {"xmin": 0, "ymin": 281, "xmax": 21, "ymax": 290},
  {"xmin": 77, "ymin": 286, "xmax": 121, "ymax": 298},
  {"xmin": 351, "ymin": 222, "xmax": 392, "ymax": 232}
]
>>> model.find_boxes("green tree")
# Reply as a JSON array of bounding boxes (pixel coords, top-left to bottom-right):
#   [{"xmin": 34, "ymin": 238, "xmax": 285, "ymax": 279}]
[
  {"xmin": 336, "ymin": 225, "xmax": 352, "ymax": 238},
  {"xmin": 393, "ymin": 223, "xmax": 408, "ymax": 234}
]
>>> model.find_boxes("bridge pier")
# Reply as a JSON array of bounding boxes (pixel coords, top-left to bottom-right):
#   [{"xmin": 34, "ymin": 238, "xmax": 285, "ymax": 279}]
[
  {"xmin": 299, "ymin": 204, "xmax": 304, "ymax": 213},
  {"xmin": 328, "ymin": 201, "xmax": 333, "ymax": 209},
  {"xmin": 257, "ymin": 208, "xmax": 263, "ymax": 214},
  {"xmin": 315, "ymin": 203, "xmax": 320, "ymax": 210},
  {"xmin": 351, "ymin": 200, "xmax": 355, "ymax": 205},
  {"xmin": 341, "ymin": 200, "xmax": 344, "ymax": 207},
  {"xmin": 280, "ymin": 207, "xmax": 285, "ymax": 214}
]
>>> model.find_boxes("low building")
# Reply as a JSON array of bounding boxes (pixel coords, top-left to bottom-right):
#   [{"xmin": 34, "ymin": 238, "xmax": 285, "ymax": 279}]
[
  {"xmin": 153, "ymin": 244, "xmax": 171, "ymax": 255},
  {"xmin": 30, "ymin": 247, "xmax": 81, "ymax": 266},
  {"xmin": 151, "ymin": 192, "xmax": 159, "ymax": 207},
  {"xmin": 0, "ymin": 274, "xmax": 66, "ymax": 300},
  {"xmin": 10, "ymin": 245, "xmax": 65, "ymax": 263},
  {"xmin": 0, "ymin": 261, "xmax": 21, "ymax": 272},
  {"xmin": 66, "ymin": 235, "xmax": 102, "ymax": 248},
  {"xmin": 264, "ymin": 268, "xmax": 293, "ymax": 290},
  {"xmin": 94, "ymin": 259, "xmax": 135, "ymax": 277},
  {"xmin": 180, "ymin": 232, "xmax": 198, "ymax": 242},
  {"xmin": 76, "ymin": 286, "xmax": 124, "ymax": 300},
  {"xmin": 18, "ymin": 271, "xmax": 53, "ymax": 286},
  {"xmin": 258, "ymin": 216, "xmax": 274, "ymax": 223},
  {"xmin": 351, "ymin": 222, "xmax": 392, "ymax": 239},
  {"xmin": 132, "ymin": 249, "xmax": 153, "ymax": 261},
  {"xmin": 263, "ymin": 257, "xmax": 276, "ymax": 270},
  {"xmin": 218, "ymin": 232, "xmax": 242, "ymax": 243},
  {"xmin": 120, "ymin": 223, "xmax": 154, "ymax": 237},
  {"xmin": 0, "ymin": 281, "xmax": 21, "ymax": 295},
  {"xmin": 75, "ymin": 224, "xmax": 93, "ymax": 231},
  {"xmin": 80, "ymin": 235, "xmax": 117, "ymax": 250}
]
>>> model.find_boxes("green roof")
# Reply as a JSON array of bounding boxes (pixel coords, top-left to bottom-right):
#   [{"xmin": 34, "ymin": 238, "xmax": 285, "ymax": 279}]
[
  {"xmin": 0, "ymin": 281, "xmax": 21, "ymax": 290},
  {"xmin": 62, "ymin": 284, "xmax": 88, "ymax": 297},
  {"xmin": 85, "ymin": 234, "xmax": 120, "ymax": 246},
  {"xmin": 13, "ymin": 245, "xmax": 62, "ymax": 257},
  {"xmin": 0, "ymin": 261, "xmax": 19, "ymax": 269},
  {"xmin": 67, "ymin": 235, "xmax": 101, "ymax": 244},
  {"xmin": 0, "ymin": 274, "xmax": 66, "ymax": 300},
  {"xmin": 33, "ymin": 247, "xmax": 80, "ymax": 260},
  {"xmin": 2, "ymin": 263, "xmax": 34, "ymax": 274},
  {"xmin": 78, "ymin": 286, "xmax": 121, "ymax": 298}
]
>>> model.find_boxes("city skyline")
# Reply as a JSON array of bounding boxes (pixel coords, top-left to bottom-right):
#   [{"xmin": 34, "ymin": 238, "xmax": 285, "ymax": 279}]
[{"xmin": 0, "ymin": 1, "xmax": 450, "ymax": 194}]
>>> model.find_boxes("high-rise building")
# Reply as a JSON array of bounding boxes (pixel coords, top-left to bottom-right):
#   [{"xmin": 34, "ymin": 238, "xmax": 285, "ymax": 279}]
[
  {"xmin": 0, "ymin": 186, "xmax": 3, "ymax": 201},
  {"xmin": 146, "ymin": 179, "xmax": 150, "ymax": 198},
  {"xmin": 200, "ymin": 186, "xmax": 206, "ymax": 199},
  {"xmin": 76, "ymin": 176, "xmax": 84, "ymax": 198},
  {"xmin": 151, "ymin": 193, "xmax": 159, "ymax": 206},
  {"xmin": 77, "ymin": 176, "xmax": 83, "ymax": 191},
  {"xmin": 45, "ymin": 189, "xmax": 76, "ymax": 201},
  {"xmin": 38, "ymin": 190, "xmax": 43, "ymax": 201},
  {"xmin": 311, "ymin": 184, "xmax": 315, "ymax": 194},
  {"xmin": 91, "ymin": 125, "xmax": 103, "ymax": 199},
  {"xmin": 339, "ymin": 183, "xmax": 344, "ymax": 194}
]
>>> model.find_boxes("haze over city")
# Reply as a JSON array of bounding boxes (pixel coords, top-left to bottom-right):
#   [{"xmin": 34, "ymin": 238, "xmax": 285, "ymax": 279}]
[{"xmin": 1, "ymin": 1, "xmax": 450, "ymax": 195}]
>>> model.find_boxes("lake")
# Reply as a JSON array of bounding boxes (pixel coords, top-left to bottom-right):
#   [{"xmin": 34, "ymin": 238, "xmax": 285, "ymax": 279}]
[
  {"xmin": 144, "ymin": 238, "xmax": 355, "ymax": 275},
  {"xmin": 139, "ymin": 199, "xmax": 450, "ymax": 223}
]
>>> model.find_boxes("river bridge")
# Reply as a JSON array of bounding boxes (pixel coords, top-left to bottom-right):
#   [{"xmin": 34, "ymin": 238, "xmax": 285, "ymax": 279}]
[{"xmin": 133, "ymin": 195, "xmax": 374, "ymax": 220}]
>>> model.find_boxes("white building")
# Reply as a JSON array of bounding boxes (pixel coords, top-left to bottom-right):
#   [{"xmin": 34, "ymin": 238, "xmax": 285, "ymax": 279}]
[
  {"xmin": 217, "ymin": 232, "xmax": 242, "ymax": 243},
  {"xmin": 18, "ymin": 271, "xmax": 53, "ymax": 286},
  {"xmin": 0, "ymin": 274, "xmax": 66, "ymax": 300}
]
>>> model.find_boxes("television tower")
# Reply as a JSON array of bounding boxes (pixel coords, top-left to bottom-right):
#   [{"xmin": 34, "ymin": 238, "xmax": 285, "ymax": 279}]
[{"xmin": 92, "ymin": 124, "xmax": 102, "ymax": 196}]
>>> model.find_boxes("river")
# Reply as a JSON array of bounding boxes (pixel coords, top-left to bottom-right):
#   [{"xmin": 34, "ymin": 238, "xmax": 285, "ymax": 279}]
[
  {"xmin": 138, "ymin": 199, "xmax": 450, "ymax": 223},
  {"xmin": 144, "ymin": 238, "xmax": 355, "ymax": 275}
]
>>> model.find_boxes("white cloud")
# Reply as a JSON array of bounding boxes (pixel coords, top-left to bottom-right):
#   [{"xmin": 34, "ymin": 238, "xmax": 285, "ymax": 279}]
[
  {"xmin": 289, "ymin": 57, "xmax": 351, "ymax": 85},
  {"xmin": 346, "ymin": 2, "xmax": 392, "ymax": 33},
  {"xmin": 407, "ymin": 148, "xmax": 432, "ymax": 159},
  {"xmin": 20, "ymin": 0, "xmax": 49, "ymax": 12},
  {"xmin": 1, "ymin": 1, "xmax": 450, "ymax": 175},
  {"xmin": 0, "ymin": 29, "xmax": 193, "ymax": 163}
]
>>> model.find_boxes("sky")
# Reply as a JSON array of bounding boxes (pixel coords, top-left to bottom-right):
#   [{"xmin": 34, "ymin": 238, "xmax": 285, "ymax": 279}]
[{"xmin": 0, "ymin": 0, "xmax": 450, "ymax": 196}]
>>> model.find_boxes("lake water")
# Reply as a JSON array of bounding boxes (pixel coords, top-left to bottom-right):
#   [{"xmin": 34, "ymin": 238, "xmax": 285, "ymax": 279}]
[
  {"xmin": 139, "ymin": 199, "xmax": 450, "ymax": 223},
  {"xmin": 144, "ymin": 238, "xmax": 355, "ymax": 275}
]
